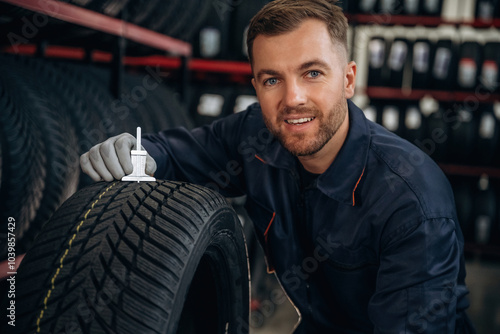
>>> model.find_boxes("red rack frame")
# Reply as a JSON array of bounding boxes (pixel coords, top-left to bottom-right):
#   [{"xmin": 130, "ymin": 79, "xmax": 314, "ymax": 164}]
[
  {"xmin": 1, "ymin": 44, "xmax": 253, "ymax": 75},
  {"xmin": 0, "ymin": 0, "xmax": 191, "ymax": 56},
  {"xmin": 365, "ymin": 87, "xmax": 500, "ymax": 103},
  {"xmin": 346, "ymin": 13, "xmax": 500, "ymax": 28}
]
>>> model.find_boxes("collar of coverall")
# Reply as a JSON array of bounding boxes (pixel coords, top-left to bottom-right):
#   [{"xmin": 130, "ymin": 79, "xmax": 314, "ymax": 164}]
[{"xmin": 257, "ymin": 99, "xmax": 370, "ymax": 206}]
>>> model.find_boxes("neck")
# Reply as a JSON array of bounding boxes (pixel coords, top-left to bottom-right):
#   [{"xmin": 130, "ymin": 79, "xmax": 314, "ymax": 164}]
[{"xmin": 298, "ymin": 111, "xmax": 349, "ymax": 174}]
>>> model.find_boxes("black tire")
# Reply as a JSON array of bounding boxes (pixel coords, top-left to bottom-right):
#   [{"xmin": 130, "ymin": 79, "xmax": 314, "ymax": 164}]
[
  {"xmin": 123, "ymin": 71, "xmax": 195, "ymax": 132},
  {"xmin": 142, "ymin": 0, "xmax": 182, "ymax": 36},
  {"xmin": 89, "ymin": 68, "xmax": 157, "ymax": 134},
  {"xmin": 0, "ymin": 62, "xmax": 46, "ymax": 256},
  {"xmin": 163, "ymin": 0, "xmax": 201, "ymax": 40},
  {"xmin": 1, "ymin": 56, "xmax": 81, "ymax": 253},
  {"xmin": 127, "ymin": 0, "xmax": 163, "ymax": 28},
  {"xmin": 178, "ymin": 0, "xmax": 212, "ymax": 42},
  {"xmin": 4, "ymin": 180, "xmax": 249, "ymax": 334},
  {"xmin": 11, "ymin": 57, "xmax": 110, "ymax": 190},
  {"xmin": 57, "ymin": 62, "xmax": 130, "ymax": 137},
  {"xmin": 151, "ymin": 82, "xmax": 195, "ymax": 130},
  {"xmin": 63, "ymin": 0, "xmax": 128, "ymax": 18}
]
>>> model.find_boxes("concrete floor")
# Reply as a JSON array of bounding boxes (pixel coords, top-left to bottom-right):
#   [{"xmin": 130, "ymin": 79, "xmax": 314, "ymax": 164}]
[
  {"xmin": 466, "ymin": 259, "xmax": 500, "ymax": 334},
  {"xmin": 249, "ymin": 259, "xmax": 500, "ymax": 334}
]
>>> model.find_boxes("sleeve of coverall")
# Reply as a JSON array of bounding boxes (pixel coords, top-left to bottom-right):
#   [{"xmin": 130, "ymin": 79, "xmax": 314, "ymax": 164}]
[
  {"xmin": 141, "ymin": 110, "xmax": 250, "ymax": 198},
  {"xmin": 368, "ymin": 216, "xmax": 469, "ymax": 333}
]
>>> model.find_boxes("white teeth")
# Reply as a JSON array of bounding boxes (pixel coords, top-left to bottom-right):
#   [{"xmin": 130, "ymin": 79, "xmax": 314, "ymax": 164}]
[{"xmin": 285, "ymin": 117, "xmax": 314, "ymax": 125}]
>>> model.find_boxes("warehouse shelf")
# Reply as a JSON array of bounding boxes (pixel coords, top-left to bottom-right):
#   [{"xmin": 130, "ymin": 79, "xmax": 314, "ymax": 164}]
[
  {"xmin": 366, "ymin": 86, "xmax": 500, "ymax": 103},
  {"xmin": 0, "ymin": 0, "xmax": 191, "ymax": 56},
  {"xmin": 3, "ymin": 41, "xmax": 500, "ymax": 182},
  {"xmin": 127, "ymin": 56, "xmax": 252, "ymax": 76},
  {"xmin": 470, "ymin": 18, "xmax": 500, "ymax": 28},
  {"xmin": 1, "ymin": 44, "xmax": 253, "ymax": 75},
  {"xmin": 1, "ymin": 44, "xmax": 113, "ymax": 62},
  {"xmin": 346, "ymin": 13, "xmax": 500, "ymax": 27},
  {"xmin": 440, "ymin": 164, "xmax": 500, "ymax": 179},
  {"xmin": 465, "ymin": 242, "xmax": 500, "ymax": 259}
]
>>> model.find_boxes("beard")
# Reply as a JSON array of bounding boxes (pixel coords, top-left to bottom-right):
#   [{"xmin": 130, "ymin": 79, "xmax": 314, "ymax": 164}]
[{"xmin": 263, "ymin": 98, "xmax": 348, "ymax": 157}]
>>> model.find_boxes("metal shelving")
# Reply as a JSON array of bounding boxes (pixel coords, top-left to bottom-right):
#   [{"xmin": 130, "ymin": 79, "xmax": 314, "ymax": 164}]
[{"xmin": 0, "ymin": 0, "xmax": 191, "ymax": 56}]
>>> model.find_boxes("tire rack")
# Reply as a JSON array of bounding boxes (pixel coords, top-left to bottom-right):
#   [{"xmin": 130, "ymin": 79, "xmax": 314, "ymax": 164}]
[
  {"xmin": 346, "ymin": 13, "xmax": 500, "ymax": 28},
  {"xmin": 0, "ymin": 0, "xmax": 194, "ymax": 277},
  {"xmin": 2, "ymin": 2, "xmax": 500, "ymax": 261},
  {"xmin": 1, "ymin": 44, "xmax": 252, "ymax": 76},
  {"xmin": 0, "ymin": 0, "xmax": 191, "ymax": 55},
  {"xmin": 350, "ymin": 12, "xmax": 500, "ymax": 259},
  {"xmin": 0, "ymin": 0, "xmax": 192, "ymax": 99}
]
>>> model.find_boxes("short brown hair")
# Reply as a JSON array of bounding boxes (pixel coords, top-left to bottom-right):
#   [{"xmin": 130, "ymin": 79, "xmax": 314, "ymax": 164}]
[{"xmin": 246, "ymin": 0, "xmax": 348, "ymax": 64}]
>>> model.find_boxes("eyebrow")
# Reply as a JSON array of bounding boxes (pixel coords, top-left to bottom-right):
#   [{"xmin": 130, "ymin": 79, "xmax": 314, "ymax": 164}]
[
  {"xmin": 255, "ymin": 58, "xmax": 331, "ymax": 82},
  {"xmin": 298, "ymin": 59, "xmax": 331, "ymax": 72},
  {"xmin": 255, "ymin": 69, "xmax": 281, "ymax": 82}
]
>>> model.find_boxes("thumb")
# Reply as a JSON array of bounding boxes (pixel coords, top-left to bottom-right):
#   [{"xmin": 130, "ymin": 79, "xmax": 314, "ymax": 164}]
[{"xmin": 145, "ymin": 154, "xmax": 157, "ymax": 176}]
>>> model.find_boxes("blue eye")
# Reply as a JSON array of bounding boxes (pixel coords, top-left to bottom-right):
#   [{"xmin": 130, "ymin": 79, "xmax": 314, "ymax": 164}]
[
  {"xmin": 308, "ymin": 71, "xmax": 320, "ymax": 78},
  {"xmin": 264, "ymin": 78, "xmax": 278, "ymax": 86}
]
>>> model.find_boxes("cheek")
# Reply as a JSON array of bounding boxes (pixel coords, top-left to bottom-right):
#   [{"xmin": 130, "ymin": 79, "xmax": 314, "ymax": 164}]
[
  {"xmin": 315, "ymin": 83, "xmax": 343, "ymax": 106},
  {"xmin": 259, "ymin": 90, "xmax": 278, "ymax": 105},
  {"xmin": 257, "ymin": 94, "xmax": 280, "ymax": 118},
  {"xmin": 311, "ymin": 91, "xmax": 333, "ymax": 112},
  {"xmin": 262, "ymin": 110, "xmax": 280, "ymax": 126}
]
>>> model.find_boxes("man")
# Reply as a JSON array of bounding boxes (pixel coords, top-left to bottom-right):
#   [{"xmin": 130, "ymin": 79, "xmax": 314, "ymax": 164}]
[{"xmin": 80, "ymin": 0, "xmax": 475, "ymax": 332}]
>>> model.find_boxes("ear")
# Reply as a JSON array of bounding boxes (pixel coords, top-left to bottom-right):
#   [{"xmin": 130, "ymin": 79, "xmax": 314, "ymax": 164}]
[
  {"xmin": 344, "ymin": 61, "xmax": 357, "ymax": 99},
  {"xmin": 251, "ymin": 77, "xmax": 257, "ymax": 91}
]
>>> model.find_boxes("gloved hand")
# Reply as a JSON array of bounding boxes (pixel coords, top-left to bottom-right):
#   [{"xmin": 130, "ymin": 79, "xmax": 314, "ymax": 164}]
[{"xmin": 80, "ymin": 133, "xmax": 157, "ymax": 182}]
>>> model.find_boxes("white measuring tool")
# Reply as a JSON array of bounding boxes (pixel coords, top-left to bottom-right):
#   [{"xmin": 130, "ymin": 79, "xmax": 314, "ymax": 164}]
[{"xmin": 121, "ymin": 127, "xmax": 156, "ymax": 182}]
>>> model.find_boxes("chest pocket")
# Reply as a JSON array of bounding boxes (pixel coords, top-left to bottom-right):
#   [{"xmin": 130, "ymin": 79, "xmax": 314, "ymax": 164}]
[
  {"xmin": 244, "ymin": 198, "xmax": 276, "ymax": 273},
  {"xmin": 315, "ymin": 240, "xmax": 380, "ymax": 325}
]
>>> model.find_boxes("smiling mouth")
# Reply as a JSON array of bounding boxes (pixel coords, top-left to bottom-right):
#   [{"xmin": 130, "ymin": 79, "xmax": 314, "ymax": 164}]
[{"xmin": 285, "ymin": 117, "xmax": 316, "ymax": 125}]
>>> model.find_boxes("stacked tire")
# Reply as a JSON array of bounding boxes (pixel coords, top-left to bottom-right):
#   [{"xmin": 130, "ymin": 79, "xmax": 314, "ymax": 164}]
[
  {"xmin": 0, "ymin": 55, "xmax": 79, "ymax": 257},
  {"xmin": 0, "ymin": 0, "xmax": 212, "ymax": 52},
  {"xmin": 0, "ymin": 55, "xmax": 250, "ymax": 332},
  {"xmin": 0, "ymin": 54, "xmax": 193, "ymax": 258}
]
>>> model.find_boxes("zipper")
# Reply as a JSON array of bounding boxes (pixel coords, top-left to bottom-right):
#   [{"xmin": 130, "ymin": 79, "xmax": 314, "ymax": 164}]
[
  {"xmin": 302, "ymin": 191, "xmax": 314, "ymax": 325},
  {"xmin": 292, "ymin": 166, "xmax": 315, "ymax": 327}
]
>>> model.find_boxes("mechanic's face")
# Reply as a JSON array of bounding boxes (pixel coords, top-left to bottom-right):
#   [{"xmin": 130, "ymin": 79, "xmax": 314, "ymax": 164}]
[{"xmin": 251, "ymin": 19, "xmax": 356, "ymax": 157}]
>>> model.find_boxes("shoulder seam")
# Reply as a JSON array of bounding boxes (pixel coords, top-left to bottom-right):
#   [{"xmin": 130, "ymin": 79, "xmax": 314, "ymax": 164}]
[{"xmin": 369, "ymin": 140, "xmax": 429, "ymax": 217}]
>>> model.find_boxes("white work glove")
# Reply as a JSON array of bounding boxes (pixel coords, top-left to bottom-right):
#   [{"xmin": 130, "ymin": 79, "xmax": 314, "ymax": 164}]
[{"xmin": 80, "ymin": 133, "xmax": 157, "ymax": 182}]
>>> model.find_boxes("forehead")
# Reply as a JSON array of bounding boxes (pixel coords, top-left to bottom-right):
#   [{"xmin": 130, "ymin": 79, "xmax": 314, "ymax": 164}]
[{"xmin": 251, "ymin": 19, "xmax": 344, "ymax": 72}]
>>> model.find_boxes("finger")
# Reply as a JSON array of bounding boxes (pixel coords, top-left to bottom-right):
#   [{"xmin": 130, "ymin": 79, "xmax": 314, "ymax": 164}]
[
  {"xmin": 115, "ymin": 134, "xmax": 135, "ymax": 174},
  {"xmin": 88, "ymin": 144, "xmax": 115, "ymax": 182},
  {"xmin": 80, "ymin": 152, "xmax": 102, "ymax": 182},
  {"xmin": 145, "ymin": 154, "xmax": 157, "ymax": 176},
  {"xmin": 100, "ymin": 139, "xmax": 126, "ymax": 180}
]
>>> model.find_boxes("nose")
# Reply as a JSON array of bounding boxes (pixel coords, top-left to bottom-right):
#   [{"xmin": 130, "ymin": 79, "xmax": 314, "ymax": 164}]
[{"xmin": 283, "ymin": 79, "xmax": 307, "ymax": 109}]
